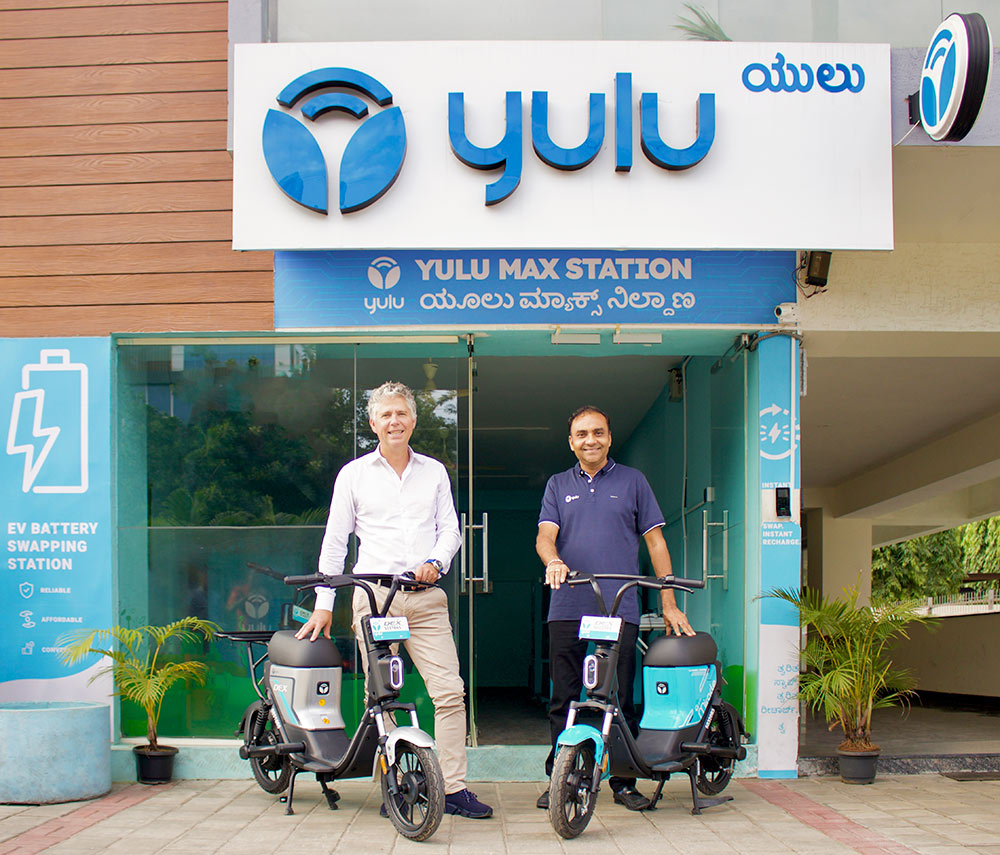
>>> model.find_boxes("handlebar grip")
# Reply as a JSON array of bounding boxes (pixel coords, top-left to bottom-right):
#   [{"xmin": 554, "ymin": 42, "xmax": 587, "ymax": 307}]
[{"xmin": 283, "ymin": 573, "xmax": 323, "ymax": 586}]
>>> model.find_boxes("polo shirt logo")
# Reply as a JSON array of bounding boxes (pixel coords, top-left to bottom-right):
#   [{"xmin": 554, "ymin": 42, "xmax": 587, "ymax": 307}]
[{"xmin": 565, "ymin": 494, "xmax": 580, "ymax": 503}]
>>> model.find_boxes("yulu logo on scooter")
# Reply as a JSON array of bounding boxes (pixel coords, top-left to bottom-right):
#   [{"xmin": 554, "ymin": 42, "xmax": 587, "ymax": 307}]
[{"xmin": 261, "ymin": 67, "xmax": 406, "ymax": 214}]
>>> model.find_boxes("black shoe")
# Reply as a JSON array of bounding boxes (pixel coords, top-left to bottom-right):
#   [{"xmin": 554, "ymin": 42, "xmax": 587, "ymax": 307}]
[
  {"xmin": 379, "ymin": 802, "xmax": 390, "ymax": 818},
  {"xmin": 612, "ymin": 786, "xmax": 650, "ymax": 811},
  {"xmin": 444, "ymin": 788, "xmax": 493, "ymax": 818},
  {"xmin": 536, "ymin": 789, "xmax": 549, "ymax": 810}
]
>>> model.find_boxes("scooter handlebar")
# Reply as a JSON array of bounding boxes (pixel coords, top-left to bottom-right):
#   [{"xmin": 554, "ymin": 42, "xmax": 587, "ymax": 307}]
[
  {"xmin": 566, "ymin": 572, "xmax": 704, "ymax": 591},
  {"xmin": 282, "ymin": 573, "xmax": 354, "ymax": 588},
  {"xmin": 282, "ymin": 571, "xmax": 440, "ymax": 591}
]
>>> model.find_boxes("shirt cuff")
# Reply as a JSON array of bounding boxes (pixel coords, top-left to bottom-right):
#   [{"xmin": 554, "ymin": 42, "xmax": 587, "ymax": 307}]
[{"xmin": 313, "ymin": 586, "xmax": 336, "ymax": 612}]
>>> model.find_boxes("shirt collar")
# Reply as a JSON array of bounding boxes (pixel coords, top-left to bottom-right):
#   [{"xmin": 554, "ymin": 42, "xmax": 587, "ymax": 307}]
[
  {"xmin": 367, "ymin": 447, "xmax": 418, "ymax": 468},
  {"xmin": 575, "ymin": 457, "xmax": 616, "ymax": 478}
]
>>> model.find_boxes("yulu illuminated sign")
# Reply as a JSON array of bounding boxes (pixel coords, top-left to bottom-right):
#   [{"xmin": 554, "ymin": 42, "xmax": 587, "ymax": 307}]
[
  {"xmin": 448, "ymin": 73, "xmax": 714, "ymax": 205},
  {"xmin": 264, "ymin": 68, "xmax": 715, "ymax": 211}
]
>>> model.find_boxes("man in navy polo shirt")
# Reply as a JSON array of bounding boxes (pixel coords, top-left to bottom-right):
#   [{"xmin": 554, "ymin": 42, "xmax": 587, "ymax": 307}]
[{"xmin": 535, "ymin": 405, "xmax": 694, "ymax": 811}]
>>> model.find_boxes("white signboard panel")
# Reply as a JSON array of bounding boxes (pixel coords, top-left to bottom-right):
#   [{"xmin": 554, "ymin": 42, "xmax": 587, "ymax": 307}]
[{"xmin": 233, "ymin": 41, "xmax": 892, "ymax": 251}]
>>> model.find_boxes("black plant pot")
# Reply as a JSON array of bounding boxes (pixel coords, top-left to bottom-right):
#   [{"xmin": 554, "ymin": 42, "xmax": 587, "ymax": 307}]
[
  {"xmin": 133, "ymin": 745, "xmax": 178, "ymax": 784},
  {"xmin": 837, "ymin": 748, "xmax": 879, "ymax": 784}
]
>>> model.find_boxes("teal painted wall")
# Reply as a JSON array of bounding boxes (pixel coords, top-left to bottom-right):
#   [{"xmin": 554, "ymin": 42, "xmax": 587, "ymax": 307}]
[{"xmin": 618, "ymin": 355, "xmax": 751, "ymax": 715}]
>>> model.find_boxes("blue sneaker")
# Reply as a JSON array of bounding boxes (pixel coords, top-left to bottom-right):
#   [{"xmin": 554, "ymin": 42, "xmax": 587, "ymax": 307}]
[{"xmin": 444, "ymin": 788, "xmax": 493, "ymax": 818}]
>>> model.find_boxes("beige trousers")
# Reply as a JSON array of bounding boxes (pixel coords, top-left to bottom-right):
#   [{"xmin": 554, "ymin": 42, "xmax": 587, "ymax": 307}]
[{"xmin": 352, "ymin": 584, "xmax": 468, "ymax": 794}]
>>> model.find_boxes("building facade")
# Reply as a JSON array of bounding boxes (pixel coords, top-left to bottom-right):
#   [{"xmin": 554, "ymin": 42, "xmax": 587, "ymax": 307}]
[{"xmin": 3, "ymin": 0, "xmax": 999, "ymax": 779}]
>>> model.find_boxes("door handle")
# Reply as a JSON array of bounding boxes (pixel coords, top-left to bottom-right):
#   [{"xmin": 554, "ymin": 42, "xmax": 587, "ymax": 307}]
[
  {"xmin": 460, "ymin": 513, "xmax": 491, "ymax": 594},
  {"xmin": 702, "ymin": 509, "xmax": 728, "ymax": 590}
]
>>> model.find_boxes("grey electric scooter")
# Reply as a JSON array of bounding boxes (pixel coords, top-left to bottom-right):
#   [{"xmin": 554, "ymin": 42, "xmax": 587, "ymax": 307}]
[{"xmin": 219, "ymin": 571, "xmax": 445, "ymax": 841}]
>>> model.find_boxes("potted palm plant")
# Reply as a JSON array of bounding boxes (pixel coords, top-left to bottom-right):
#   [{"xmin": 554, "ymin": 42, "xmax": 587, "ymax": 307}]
[
  {"xmin": 765, "ymin": 579, "xmax": 932, "ymax": 784},
  {"xmin": 58, "ymin": 617, "xmax": 218, "ymax": 784}
]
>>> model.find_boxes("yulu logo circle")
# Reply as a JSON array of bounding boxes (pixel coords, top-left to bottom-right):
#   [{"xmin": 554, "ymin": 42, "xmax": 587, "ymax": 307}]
[
  {"xmin": 919, "ymin": 13, "xmax": 993, "ymax": 142},
  {"xmin": 261, "ymin": 67, "xmax": 407, "ymax": 214}
]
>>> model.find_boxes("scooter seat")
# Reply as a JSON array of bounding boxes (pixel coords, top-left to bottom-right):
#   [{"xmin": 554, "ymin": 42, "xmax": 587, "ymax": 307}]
[
  {"xmin": 268, "ymin": 630, "xmax": 343, "ymax": 668},
  {"xmin": 643, "ymin": 631, "xmax": 717, "ymax": 667}
]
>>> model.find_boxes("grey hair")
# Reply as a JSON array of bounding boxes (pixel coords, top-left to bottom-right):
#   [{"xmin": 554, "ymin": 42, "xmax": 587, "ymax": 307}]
[{"xmin": 367, "ymin": 381, "xmax": 417, "ymax": 422}]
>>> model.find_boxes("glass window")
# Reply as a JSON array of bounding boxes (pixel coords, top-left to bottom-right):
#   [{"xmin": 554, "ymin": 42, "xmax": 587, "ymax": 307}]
[{"xmin": 116, "ymin": 340, "xmax": 460, "ymax": 738}]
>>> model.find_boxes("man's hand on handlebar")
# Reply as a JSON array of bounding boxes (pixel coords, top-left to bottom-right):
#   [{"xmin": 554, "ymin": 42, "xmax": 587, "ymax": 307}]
[
  {"xmin": 544, "ymin": 559, "xmax": 570, "ymax": 590},
  {"xmin": 294, "ymin": 608, "xmax": 333, "ymax": 642},
  {"xmin": 411, "ymin": 562, "xmax": 440, "ymax": 585}
]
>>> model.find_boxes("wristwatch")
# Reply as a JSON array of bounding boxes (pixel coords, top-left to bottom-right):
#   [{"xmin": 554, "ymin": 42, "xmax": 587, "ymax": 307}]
[{"xmin": 425, "ymin": 558, "xmax": 445, "ymax": 575}]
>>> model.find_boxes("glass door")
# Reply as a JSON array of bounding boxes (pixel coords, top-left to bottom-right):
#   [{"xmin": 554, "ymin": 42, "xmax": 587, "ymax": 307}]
[
  {"xmin": 352, "ymin": 338, "xmax": 483, "ymax": 742},
  {"xmin": 707, "ymin": 344, "xmax": 749, "ymax": 713}
]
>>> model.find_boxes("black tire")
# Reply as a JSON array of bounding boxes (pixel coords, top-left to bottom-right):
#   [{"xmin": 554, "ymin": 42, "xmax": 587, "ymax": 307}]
[
  {"xmin": 380, "ymin": 742, "xmax": 444, "ymax": 841},
  {"xmin": 244, "ymin": 701, "xmax": 292, "ymax": 794},
  {"xmin": 548, "ymin": 743, "xmax": 597, "ymax": 839},
  {"xmin": 696, "ymin": 701, "xmax": 740, "ymax": 796}
]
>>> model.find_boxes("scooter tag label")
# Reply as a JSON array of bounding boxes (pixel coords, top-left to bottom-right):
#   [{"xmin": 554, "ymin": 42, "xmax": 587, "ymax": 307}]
[
  {"xmin": 370, "ymin": 616, "xmax": 410, "ymax": 641},
  {"xmin": 291, "ymin": 605, "xmax": 312, "ymax": 624},
  {"xmin": 579, "ymin": 615, "xmax": 622, "ymax": 641}
]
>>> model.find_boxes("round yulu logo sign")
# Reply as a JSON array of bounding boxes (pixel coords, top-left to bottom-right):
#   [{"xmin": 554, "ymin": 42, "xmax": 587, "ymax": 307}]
[
  {"xmin": 919, "ymin": 12, "xmax": 993, "ymax": 141},
  {"xmin": 261, "ymin": 67, "xmax": 406, "ymax": 214}
]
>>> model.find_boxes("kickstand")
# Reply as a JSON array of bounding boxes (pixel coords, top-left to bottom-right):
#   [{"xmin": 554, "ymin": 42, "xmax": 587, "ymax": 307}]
[
  {"xmin": 646, "ymin": 779, "xmax": 666, "ymax": 811},
  {"xmin": 280, "ymin": 769, "xmax": 298, "ymax": 815},
  {"xmin": 319, "ymin": 778, "xmax": 340, "ymax": 810},
  {"xmin": 686, "ymin": 769, "xmax": 732, "ymax": 816}
]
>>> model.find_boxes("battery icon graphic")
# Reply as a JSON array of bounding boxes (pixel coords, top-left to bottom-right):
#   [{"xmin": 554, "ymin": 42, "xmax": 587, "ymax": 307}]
[{"xmin": 6, "ymin": 349, "xmax": 89, "ymax": 494}]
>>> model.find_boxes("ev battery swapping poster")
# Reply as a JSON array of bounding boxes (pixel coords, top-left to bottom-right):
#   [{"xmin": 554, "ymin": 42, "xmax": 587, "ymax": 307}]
[{"xmin": 1, "ymin": 338, "xmax": 113, "ymax": 703}]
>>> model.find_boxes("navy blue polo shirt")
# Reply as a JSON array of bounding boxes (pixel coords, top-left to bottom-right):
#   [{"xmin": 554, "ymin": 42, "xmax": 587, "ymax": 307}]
[{"xmin": 538, "ymin": 458, "xmax": 665, "ymax": 625}]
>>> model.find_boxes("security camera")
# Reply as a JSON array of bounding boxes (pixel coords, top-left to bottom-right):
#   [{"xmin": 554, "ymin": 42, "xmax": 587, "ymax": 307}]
[{"xmin": 774, "ymin": 302, "xmax": 798, "ymax": 324}]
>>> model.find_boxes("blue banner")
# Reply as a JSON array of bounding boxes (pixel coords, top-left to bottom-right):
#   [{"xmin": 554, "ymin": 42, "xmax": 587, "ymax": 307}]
[
  {"xmin": 275, "ymin": 249, "xmax": 795, "ymax": 328},
  {"xmin": 1, "ymin": 338, "xmax": 112, "ymax": 689},
  {"xmin": 756, "ymin": 334, "xmax": 801, "ymax": 626}
]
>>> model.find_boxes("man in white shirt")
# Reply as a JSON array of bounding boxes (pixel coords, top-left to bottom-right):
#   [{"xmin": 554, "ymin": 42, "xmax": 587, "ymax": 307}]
[{"xmin": 295, "ymin": 381, "xmax": 492, "ymax": 820}]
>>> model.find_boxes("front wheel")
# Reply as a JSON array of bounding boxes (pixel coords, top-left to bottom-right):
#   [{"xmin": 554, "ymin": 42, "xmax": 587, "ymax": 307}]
[
  {"xmin": 696, "ymin": 701, "xmax": 741, "ymax": 796},
  {"xmin": 381, "ymin": 742, "xmax": 444, "ymax": 841},
  {"xmin": 244, "ymin": 701, "xmax": 292, "ymax": 794},
  {"xmin": 548, "ymin": 743, "xmax": 597, "ymax": 839}
]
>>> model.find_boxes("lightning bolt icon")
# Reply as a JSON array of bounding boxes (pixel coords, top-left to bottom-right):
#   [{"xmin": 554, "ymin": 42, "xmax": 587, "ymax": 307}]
[
  {"xmin": 6, "ymin": 389, "xmax": 60, "ymax": 493},
  {"xmin": 768, "ymin": 423, "xmax": 782, "ymax": 443}
]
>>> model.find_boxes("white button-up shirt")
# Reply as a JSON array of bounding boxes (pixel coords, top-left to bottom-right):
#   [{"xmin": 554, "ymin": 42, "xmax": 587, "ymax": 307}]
[{"xmin": 313, "ymin": 448, "xmax": 461, "ymax": 611}]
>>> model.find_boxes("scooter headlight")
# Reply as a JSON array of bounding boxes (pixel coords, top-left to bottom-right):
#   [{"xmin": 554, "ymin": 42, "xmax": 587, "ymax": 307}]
[
  {"xmin": 388, "ymin": 655, "xmax": 405, "ymax": 690},
  {"xmin": 583, "ymin": 654, "xmax": 599, "ymax": 689}
]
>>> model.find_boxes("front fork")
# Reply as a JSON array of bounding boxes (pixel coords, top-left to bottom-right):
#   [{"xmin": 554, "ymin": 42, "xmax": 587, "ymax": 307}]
[{"xmin": 372, "ymin": 703, "xmax": 424, "ymax": 798}]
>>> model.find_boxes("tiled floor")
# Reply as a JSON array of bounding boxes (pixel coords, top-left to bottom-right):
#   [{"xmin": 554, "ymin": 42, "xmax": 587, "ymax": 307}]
[{"xmin": 5, "ymin": 775, "xmax": 1000, "ymax": 854}]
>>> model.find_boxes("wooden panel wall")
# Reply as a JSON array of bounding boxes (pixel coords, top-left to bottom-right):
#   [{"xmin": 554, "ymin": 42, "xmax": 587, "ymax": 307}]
[{"xmin": 0, "ymin": 0, "xmax": 275, "ymax": 336}]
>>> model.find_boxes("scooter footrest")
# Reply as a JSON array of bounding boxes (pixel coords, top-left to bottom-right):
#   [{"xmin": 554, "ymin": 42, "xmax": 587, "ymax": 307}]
[
  {"xmin": 680, "ymin": 741, "xmax": 746, "ymax": 760},
  {"xmin": 649, "ymin": 760, "xmax": 686, "ymax": 774},
  {"xmin": 240, "ymin": 741, "xmax": 305, "ymax": 759},
  {"xmin": 298, "ymin": 760, "xmax": 339, "ymax": 774}
]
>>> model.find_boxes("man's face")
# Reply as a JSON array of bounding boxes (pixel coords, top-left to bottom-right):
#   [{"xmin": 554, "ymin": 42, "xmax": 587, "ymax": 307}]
[
  {"xmin": 568, "ymin": 411, "xmax": 611, "ymax": 471},
  {"xmin": 370, "ymin": 395, "xmax": 415, "ymax": 453}
]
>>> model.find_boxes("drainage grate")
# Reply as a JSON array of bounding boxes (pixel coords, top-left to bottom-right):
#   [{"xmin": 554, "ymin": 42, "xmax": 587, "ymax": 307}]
[{"xmin": 941, "ymin": 771, "xmax": 1000, "ymax": 781}]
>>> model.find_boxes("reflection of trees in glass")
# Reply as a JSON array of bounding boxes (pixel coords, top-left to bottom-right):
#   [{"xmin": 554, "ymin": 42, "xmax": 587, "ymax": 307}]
[{"xmin": 145, "ymin": 354, "xmax": 459, "ymax": 526}]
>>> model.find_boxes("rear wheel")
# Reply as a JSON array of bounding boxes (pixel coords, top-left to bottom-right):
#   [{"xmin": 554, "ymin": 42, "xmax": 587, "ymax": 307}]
[
  {"xmin": 548, "ymin": 743, "xmax": 597, "ymax": 839},
  {"xmin": 244, "ymin": 701, "xmax": 292, "ymax": 794},
  {"xmin": 696, "ymin": 702, "xmax": 741, "ymax": 796},
  {"xmin": 381, "ymin": 742, "xmax": 444, "ymax": 841}
]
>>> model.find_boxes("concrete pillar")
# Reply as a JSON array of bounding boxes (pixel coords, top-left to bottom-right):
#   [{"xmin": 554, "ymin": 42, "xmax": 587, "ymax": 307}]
[{"xmin": 805, "ymin": 508, "xmax": 872, "ymax": 603}]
